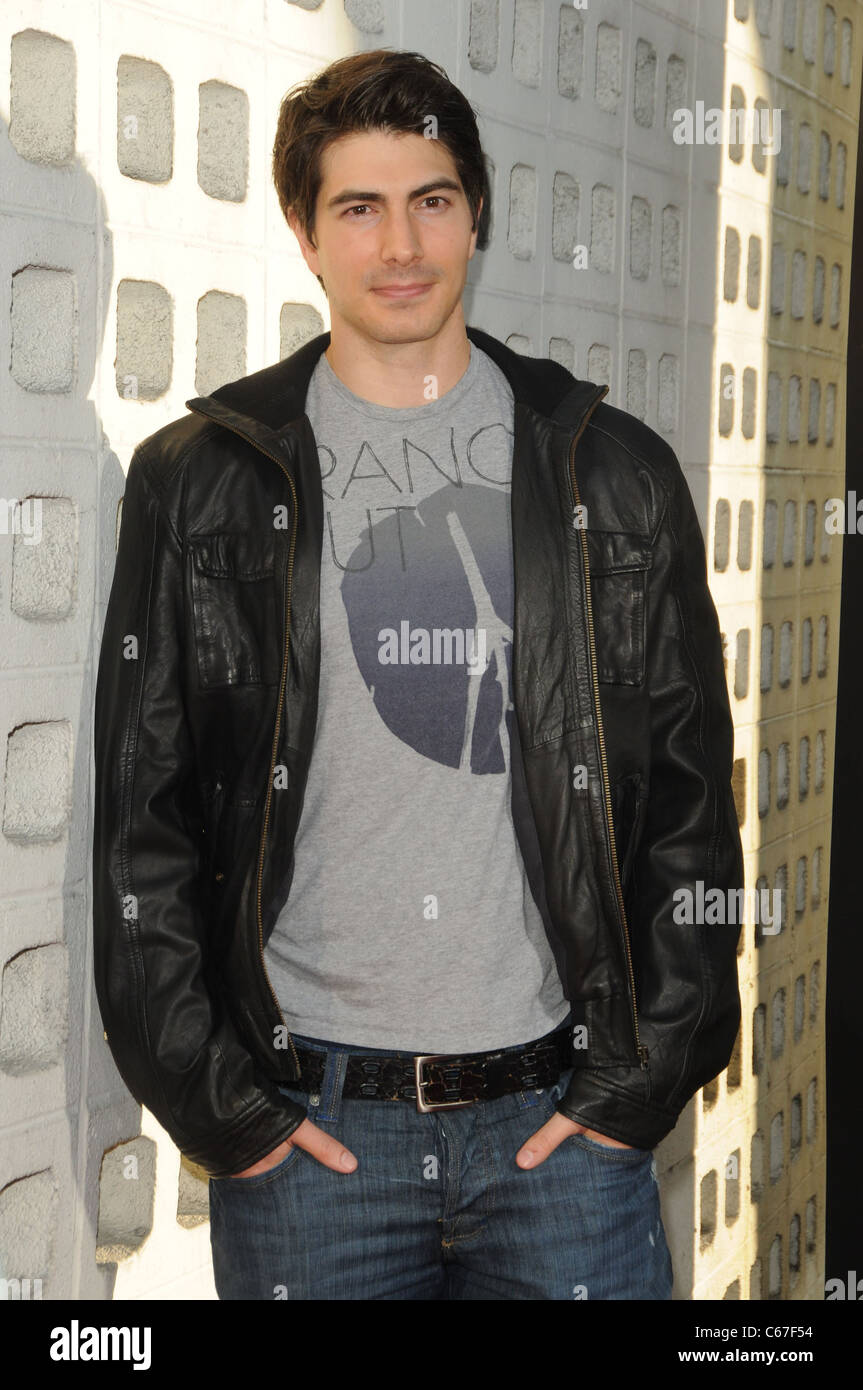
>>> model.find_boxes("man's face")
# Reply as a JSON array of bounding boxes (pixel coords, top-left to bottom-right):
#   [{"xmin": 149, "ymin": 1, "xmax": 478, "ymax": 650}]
[{"xmin": 288, "ymin": 129, "xmax": 481, "ymax": 346}]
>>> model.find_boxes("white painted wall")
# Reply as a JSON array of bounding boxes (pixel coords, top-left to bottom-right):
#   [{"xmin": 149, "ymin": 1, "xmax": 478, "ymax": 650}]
[{"xmin": 0, "ymin": 0, "xmax": 857, "ymax": 1300}]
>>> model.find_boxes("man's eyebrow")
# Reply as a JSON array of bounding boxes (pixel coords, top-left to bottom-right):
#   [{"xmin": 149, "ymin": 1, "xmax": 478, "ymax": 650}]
[{"xmin": 325, "ymin": 178, "xmax": 463, "ymax": 210}]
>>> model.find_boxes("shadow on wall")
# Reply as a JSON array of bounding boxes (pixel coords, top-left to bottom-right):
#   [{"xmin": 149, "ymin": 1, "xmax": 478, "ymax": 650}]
[{"xmin": 0, "ymin": 88, "xmax": 208, "ymax": 1299}]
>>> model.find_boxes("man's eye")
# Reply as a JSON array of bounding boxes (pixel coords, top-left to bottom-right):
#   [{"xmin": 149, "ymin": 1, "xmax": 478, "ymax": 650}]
[{"xmin": 344, "ymin": 197, "xmax": 451, "ymax": 218}]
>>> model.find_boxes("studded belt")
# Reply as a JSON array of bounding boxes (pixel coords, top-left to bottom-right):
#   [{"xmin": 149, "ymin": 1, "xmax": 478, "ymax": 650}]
[{"xmin": 290, "ymin": 1022, "xmax": 573, "ymax": 1113}]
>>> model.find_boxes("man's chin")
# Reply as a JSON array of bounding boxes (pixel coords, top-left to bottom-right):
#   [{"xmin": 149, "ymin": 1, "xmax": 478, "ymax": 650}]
[{"xmin": 341, "ymin": 307, "xmax": 447, "ymax": 346}]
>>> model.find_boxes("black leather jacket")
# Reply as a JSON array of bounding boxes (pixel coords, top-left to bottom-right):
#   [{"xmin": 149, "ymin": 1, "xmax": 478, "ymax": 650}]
[{"xmin": 92, "ymin": 325, "xmax": 743, "ymax": 1178}]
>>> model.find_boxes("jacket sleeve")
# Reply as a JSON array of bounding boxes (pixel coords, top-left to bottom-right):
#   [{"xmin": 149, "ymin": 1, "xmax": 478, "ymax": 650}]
[
  {"xmin": 556, "ymin": 450, "xmax": 744, "ymax": 1149},
  {"xmin": 92, "ymin": 445, "xmax": 306, "ymax": 1178}
]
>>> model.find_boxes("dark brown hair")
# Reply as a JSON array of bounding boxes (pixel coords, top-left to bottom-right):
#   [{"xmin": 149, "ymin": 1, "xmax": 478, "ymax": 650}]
[{"xmin": 272, "ymin": 48, "xmax": 491, "ymax": 292}]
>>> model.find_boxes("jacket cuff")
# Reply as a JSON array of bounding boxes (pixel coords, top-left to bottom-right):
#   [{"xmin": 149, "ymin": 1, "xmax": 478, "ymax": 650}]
[
  {"xmin": 181, "ymin": 1092, "xmax": 307, "ymax": 1178},
  {"xmin": 556, "ymin": 1067, "xmax": 679, "ymax": 1150}
]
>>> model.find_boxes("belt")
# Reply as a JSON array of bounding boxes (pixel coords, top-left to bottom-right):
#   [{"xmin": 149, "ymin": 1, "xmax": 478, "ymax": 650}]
[{"xmin": 291, "ymin": 1023, "xmax": 573, "ymax": 1113}]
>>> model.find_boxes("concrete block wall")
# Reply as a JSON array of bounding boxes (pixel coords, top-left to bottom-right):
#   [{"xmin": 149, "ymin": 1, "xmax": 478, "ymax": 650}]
[
  {"xmin": 0, "ymin": 0, "xmax": 857, "ymax": 1300},
  {"xmin": 699, "ymin": 0, "xmax": 857, "ymax": 1300}
]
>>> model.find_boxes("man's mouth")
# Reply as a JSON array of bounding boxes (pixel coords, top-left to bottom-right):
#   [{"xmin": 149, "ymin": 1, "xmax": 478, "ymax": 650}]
[{"xmin": 371, "ymin": 282, "xmax": 434, "ymax": 298}]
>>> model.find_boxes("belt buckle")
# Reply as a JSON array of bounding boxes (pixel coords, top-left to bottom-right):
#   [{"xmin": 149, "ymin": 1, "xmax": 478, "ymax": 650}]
[{"xmin": 413, "ymin": 1054, "xmax": 477, "ymax": 1113}]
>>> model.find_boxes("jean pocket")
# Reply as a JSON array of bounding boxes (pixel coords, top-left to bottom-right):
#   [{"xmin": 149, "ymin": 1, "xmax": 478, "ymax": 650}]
[
  {"xmin": 213, "ymin": 1140, "xmax": 304, "ymax": 1188},
  {"xmin": 544, "ymin": 1070, "xmax": 651, "ymax": 1161},
  {"xmin": 213, "ymin": 1088, "xmax": 312, "ymax": 1188},
  {"xmin": 568, "ymin": 1131, "xmax": 652, "ymax": 1162}
]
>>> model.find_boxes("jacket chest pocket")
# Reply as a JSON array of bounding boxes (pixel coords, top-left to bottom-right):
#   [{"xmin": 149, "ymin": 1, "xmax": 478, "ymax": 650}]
[
  {"xmin": 189, "ymin": 532, "xmax": 282, "ymax": 689},
  {"xmin": 585, "ymin": 531, "xmax": 652, "ymax": 686}
]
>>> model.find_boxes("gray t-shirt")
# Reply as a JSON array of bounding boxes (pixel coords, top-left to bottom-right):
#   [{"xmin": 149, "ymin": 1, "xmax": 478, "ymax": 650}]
[{"xmin": 263, "ymin": 342, "xmax": 569, "ymax": 1052}]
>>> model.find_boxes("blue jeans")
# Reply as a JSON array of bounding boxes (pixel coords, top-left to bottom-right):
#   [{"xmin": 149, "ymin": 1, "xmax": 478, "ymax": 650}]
[{"xmin": 208, "ymin": 1028, "xmax": 674, "ymax": 1300}]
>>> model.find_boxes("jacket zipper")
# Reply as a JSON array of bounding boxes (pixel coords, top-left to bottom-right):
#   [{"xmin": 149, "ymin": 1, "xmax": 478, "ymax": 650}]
[
  {"xmin": 189, "ymin": 395, "xmax": 649, "ymax": 1075},
  {"xmin": 187, "ymin": 406, "xmax": 301, "ymax": 1077},
  {"xmin": 567, "ymin": 397, "xmax": 650, "ymax": 1070}
]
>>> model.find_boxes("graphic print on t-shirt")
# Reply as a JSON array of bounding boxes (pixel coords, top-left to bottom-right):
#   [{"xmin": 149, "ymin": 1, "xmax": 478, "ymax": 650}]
[
  {"xmin": 263, "ymin": 343, "xmax": 569, "ymax": 1052},
  {"xmin": 338, "ymin": 477, "xmax": 514, "ymax": 774}
]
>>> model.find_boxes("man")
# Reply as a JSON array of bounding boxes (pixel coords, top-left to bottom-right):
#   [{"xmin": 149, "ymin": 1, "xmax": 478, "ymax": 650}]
[{"xmin": 92, "ymin": 49, "xmax": 744, "ymax": 1300}]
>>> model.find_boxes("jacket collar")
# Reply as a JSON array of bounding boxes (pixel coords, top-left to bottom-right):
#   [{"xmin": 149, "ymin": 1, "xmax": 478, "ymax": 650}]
[{"xmin": 185, "ymin": 325, "xmax": 607, "ymax": 442}]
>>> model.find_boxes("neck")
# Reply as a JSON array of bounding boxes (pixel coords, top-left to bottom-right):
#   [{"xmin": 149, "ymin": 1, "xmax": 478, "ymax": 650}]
[{"xmin": 323, "ymin": 309, "xmax": 471, "ymax": 407}]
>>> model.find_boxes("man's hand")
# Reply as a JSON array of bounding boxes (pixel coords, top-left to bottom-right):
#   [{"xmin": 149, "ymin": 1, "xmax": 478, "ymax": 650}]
[
  {"xmin": 516, "ymin": 1111, "xmax": 636, "ymax": 1168},
  {"xmin": 229, "ymin": 1118, "xmax": 358, "ymax": 1178}
]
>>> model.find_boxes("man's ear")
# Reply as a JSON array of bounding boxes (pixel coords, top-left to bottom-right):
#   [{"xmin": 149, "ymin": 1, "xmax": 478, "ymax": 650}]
[
  {"xmin": 286, "ymin": 211, "xmax": 320, "ymax": 274},
  {"xmin": 468, "ymin": 195, "xmax": 483, "ymax": 258},
  {"xmin": 284, "ymin": 211, "xmax": 326, "ymax": 295}
]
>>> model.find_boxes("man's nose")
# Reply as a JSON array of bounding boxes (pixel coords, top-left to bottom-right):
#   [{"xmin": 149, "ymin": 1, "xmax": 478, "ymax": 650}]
[{"xmin": 378, "ymin": 209, "xmax": 424, "ymax": 262}]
